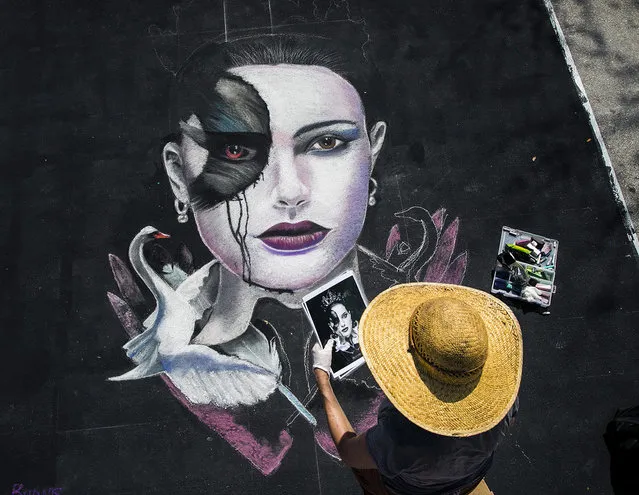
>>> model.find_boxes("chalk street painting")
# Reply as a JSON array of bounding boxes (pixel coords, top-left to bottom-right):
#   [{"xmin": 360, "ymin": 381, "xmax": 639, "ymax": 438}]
[
  {"xmin": 5, "ymin": 0, "xmax": 637, "ymax": 491},
  {"xmin": 105, "ymin": 0, "xmax": 467, "ymax": 476}
]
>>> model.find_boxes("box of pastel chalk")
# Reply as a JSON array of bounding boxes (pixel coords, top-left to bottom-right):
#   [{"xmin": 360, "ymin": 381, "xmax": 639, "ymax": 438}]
[{"xmin": 491, "ymin": 226, "xmax": 558, "ymax": 308}]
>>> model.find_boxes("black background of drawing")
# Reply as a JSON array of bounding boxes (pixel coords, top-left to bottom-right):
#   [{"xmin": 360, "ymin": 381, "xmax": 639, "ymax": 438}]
[{"xmin": 1, "ymin": 0, "xmax": 638, "ymax": 493}]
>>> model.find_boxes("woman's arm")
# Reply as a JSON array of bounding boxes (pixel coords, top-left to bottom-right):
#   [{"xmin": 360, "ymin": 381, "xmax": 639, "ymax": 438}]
[{"xmin": 313, "ymin": 365, "xmax": 378, "ymax": 469}]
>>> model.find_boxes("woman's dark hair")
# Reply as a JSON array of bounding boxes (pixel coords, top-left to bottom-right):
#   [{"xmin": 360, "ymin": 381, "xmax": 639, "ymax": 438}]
[
  {"xmin": 320, "ymin": 289, "xmax": 346, "ymax": 312},
  {"xmin": 174, "ymin": 33, "xmax": 386, "ymax": 130},
  {"xmin": 319, "ymin": 289, "xmax": 360, "ymax": 317}
]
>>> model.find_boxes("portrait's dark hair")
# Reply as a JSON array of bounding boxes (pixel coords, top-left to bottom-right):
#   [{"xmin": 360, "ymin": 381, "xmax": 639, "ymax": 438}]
[
  {"xmin": 173, "ymin": 33, "xmax": 386, "ymax": 130},
  {"xmin": 319, "ymin": 289, "xmax": 359, "ymax": 317},
  {"xmin": 320, "ymin": 289, "xmax": 346, "ymax": 312}
]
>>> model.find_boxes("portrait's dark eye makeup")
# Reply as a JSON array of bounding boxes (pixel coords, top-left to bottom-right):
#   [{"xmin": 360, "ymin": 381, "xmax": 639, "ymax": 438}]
[
  {"xmin": 180, "ymin": 123, "xmax": 266, "ymax": 164},
  {"xmin": 293, "ymin": 120, "xmax": 361, "ymax": 155},
  {"xmin": 220, "ymin": 144, "xmax": 257, "ymax": 161},
  {"xmin": 181, "ymin": 121, "xmax": 273, "ymax": 212}
]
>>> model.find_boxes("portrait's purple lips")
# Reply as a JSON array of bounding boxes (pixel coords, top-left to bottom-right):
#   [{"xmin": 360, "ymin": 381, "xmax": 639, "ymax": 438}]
[{"xmin": 258, "ymin": 221, "xmax": 330, "ymax": 252}]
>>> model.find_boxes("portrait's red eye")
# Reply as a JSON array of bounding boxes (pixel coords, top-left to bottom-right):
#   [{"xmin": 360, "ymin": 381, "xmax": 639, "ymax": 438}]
[{"xmin": 224, "ymin": 144, "xmax": 245, "ymax": 160}]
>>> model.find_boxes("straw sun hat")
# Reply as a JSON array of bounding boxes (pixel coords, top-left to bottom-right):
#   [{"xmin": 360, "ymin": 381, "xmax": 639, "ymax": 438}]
[{"xmin": 359, "ymin": 283, "xmax": 523, "ymax": 437}]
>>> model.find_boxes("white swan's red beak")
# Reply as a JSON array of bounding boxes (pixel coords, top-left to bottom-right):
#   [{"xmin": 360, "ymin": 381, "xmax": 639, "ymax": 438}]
[{"xmin": 153, "ymin": 231, "xmax": 170, "ymax": 239}]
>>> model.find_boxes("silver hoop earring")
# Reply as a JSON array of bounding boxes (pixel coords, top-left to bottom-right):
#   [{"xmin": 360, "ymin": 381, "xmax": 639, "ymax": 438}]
[
  {"xmin": 174, "ymin": 199, "xmax": 190, "ymax": 223},
  {"xmin": 368, "ymin": 177, "xmax": 378, "ymax": 207}
]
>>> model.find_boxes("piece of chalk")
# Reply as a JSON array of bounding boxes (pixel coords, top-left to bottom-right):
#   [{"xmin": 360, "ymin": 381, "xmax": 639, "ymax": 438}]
[
  {"xmin": 494, "ymin": 278, "xmax": 520, "ymax": 294},
  {"xmin": 526, "ymin": 243, "xmax": 541, "ymax": 257},
  {"xmin": 531, "ymin": 238, "xmax": 545, "ymax": 249},
  {"xmin": 507, "ymin": 243, "xmax": 532, "ymax": 255},
  {"xmin": 493, "ymin": 278, "xmax": 511, "ymax": 290}
]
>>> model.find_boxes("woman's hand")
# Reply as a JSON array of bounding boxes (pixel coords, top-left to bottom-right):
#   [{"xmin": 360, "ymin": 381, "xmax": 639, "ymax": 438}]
[{"xmin": 312, "ymin": 339, "xmax": 334, "ymax": 377}]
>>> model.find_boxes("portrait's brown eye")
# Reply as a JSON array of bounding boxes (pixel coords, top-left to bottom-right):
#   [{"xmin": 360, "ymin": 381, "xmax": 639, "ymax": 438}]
[
  {"xmin": 318, "ymin": 137, "xmax": 336, "ymax": 149},
  {"xmin": 224, "ymin": 144, "xmax": 246, "ymax": 160},
  {"xmin": 309, "ymin": 135, "xmax": 346, "ymax": 152}
]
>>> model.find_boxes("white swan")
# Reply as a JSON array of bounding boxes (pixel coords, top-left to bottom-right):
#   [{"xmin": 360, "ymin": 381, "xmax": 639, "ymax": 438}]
[{"xmin": 109, "ymin": 226, "xmax": 282, "ymax": 408}]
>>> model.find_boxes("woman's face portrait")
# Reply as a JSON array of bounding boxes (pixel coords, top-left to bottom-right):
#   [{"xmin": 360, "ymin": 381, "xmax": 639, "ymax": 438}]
[
  {"xmin": 328, "ymin": 302, "xmax": 353, "ymax": 339},
  {"xmin": 165, "ymin": 64, "xmax": 386, "ymax": 291}
]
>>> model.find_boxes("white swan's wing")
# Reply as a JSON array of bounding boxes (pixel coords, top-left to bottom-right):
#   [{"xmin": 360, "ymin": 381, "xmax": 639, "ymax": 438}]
[
  {"xmin": 176, "ymin": 261, "xmax": 219, "ymax": 316},
  {"xmin": 108, "ymin": 358, "xmax": 164, "ymax": 381},
  {"xmin": 112, "ymin": 290, "xmax": 195, "ymax": 381},
  {"xmin": 122, "ymin": 325, "xmax": 159, "ymax": 363},
  {"xmin": 217, "ymin": 323, "xmax": 281, "ymax": 376},
  {"xmin": 107, "ymin": 325, "xmax": 163, "ymax": 381},
  {"xmin": 160, "ymin": 345, "xmax": 279, "ymax": 408}
]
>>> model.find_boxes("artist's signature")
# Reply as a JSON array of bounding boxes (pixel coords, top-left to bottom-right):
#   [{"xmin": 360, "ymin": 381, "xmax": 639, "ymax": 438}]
[{"xmin": 11, "ymin": 484, "xmax": 62, "ymax": 495}]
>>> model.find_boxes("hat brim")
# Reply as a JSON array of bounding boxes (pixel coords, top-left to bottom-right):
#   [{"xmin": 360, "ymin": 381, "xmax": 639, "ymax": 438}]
[{"xmin": 359, "ymin": 283, "xmax": 523, "ymax": 437}]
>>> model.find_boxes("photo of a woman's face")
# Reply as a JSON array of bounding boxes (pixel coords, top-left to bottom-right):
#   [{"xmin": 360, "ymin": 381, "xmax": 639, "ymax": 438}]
[
  {"xmin": 328, "ymin": 302, "xmax": 353, "ymax": 338},
  {"xmin": 177, "ymin": 64, "xmax": 384, "ymax": 291}
]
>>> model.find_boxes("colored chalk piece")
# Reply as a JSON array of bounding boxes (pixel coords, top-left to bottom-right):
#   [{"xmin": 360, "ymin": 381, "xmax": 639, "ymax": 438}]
[
  {"xmin": 515, "ymin": 239, "xmax": 532, "ymax": 247},
  {"xmin": 531, "ymin": 238, "xmax": 545, "ymax": 250},
  {"xmin": 506, "ymin": 243, "xmax": 541, "ymax": 264},
  {"xmin": 525, "ymin": 243, "xmax": 541, "ymax": 256},
  {"xmin": 507, "ymin": 243, "xmax": 531, "ymax": 255},
  {"xmin": 493, "ymin": 278, "xmax": 511, "ymax": 291},
  {"xmin": 493, "ymin": 278, "xmax": 521, "ymax": 295},
  {"xmin": 524, "ymin": 267, "xmax": 552, "ymax": 281}
]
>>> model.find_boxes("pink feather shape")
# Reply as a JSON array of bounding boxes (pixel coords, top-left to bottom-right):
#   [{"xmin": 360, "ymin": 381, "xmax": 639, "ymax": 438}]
[
  {"xmin": 107, "ymin": 292, "xmax": 143, "ymax": 339},
  {"xmin": 163, "ymin": 378, "xmax": 293, "ymax": 476},
  {"xmin": 440, "ymin": 251, "xmax": 468, "ymax": 285},
  {"xmin": 385, "ymin": 224, "xmax": 401, "ymax": 260},
  {"xmin": 431, "ymin": 208, "xmax": 446, "ymax": 233},
  {"xmin": 423, "ymin": 217, "xmax": 459, "ymax": 282}
]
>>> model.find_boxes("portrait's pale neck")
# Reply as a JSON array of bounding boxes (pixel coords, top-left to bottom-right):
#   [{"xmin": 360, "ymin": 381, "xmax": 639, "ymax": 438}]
[
  {"xmin": 276, "ymin": 248, "xmax": 363, "ymax": 307},
  {"xmin": 191, "ymin": 249, "xmax": 363, "ymax": 346}
]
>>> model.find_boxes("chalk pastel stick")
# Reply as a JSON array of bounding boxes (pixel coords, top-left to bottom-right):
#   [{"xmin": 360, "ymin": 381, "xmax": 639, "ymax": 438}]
[
  {"xmin": 530, "ymin": 237, "xmax": 545, "ymax": 249},
  {"xmin": 525, "ymin": 267, "xmax": 551, "ymax": 280},
  {"xmin": 533, "ymin": 282, "xmax": 553, "ymax": 292},
  {"xmin": 494, "ymin": 278, "xmax": 519, "ymax": 294},
  {"xmin": 507, "ymin": 245, "xmax": 539, "ymax": 264},
  {"xmin": 507, "ymin": 243, "xmax": 531, "ymax": 255}
]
